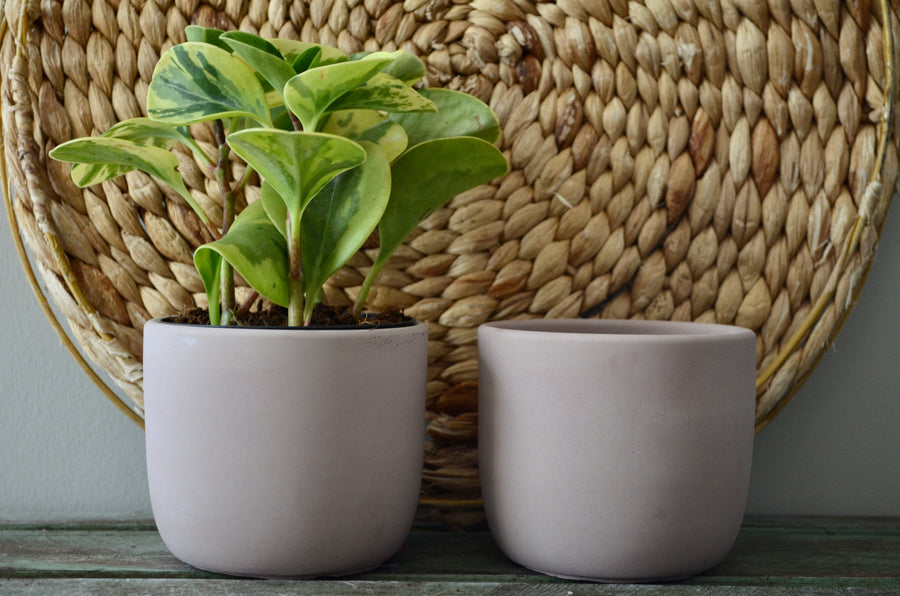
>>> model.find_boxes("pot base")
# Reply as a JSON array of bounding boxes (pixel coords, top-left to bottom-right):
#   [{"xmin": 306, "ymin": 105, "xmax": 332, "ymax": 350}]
[
  {"xmin": 189, "ymin": 561, "xmax": 383, "ymax": 580},
  {"xmin": 522, "ymin": 563, "xmax": 712, "ymax": 584}
]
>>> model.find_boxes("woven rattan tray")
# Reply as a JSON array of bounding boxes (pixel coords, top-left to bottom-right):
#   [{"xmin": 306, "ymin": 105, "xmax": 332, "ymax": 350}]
[{"xmin": 2, "ymin": 0, "xmax": 898, "ymax": 526}]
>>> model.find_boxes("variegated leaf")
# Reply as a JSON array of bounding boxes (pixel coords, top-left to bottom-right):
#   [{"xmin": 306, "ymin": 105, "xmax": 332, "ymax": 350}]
[
  {"xmin": 389, "ymin": 88, "xmax": 502, "ymax": 147},
  {"xmin": 301, "ymin": 141, "xmax": 390, "ymax": 314},
  {"xmin": 376, "ymin": 137, "xmax": 508, "ymax": 270},
  {"xmin": 195, "ymin": 200, "xmax": 289, "ymax": 308},
  {"xmin": 328, "ymin": 73, "xmax": 435, "ymax": 115},
  {"xmin": 220, "ymin": 31, "xmax": 297, "ymax": 97},
  {"xmin": 71, "ymin": 118, "xmax": 211, "ymax": 186},
  {"xmin": 193, "ymin": 245, "xmax": 222, "ymax": 325},
  {"xmin": 49, "ymin": 136, "xmax": 208, "ymax": 223},
  {"xmin": 99, "ymin": 117, "xmax": 196, "ymax": 147},
  {"xmin": 283, "ymin": 51, "xmax": 401, "ymax": 131},
  {"xmin": 226, "ymin": 128, "xmax": 366, "ymax": 221},
  {"xmin": 147, "ymin": 42, "xmax": 272, "ymax": 127},
  {"xmin": 259, "ymin": 182, "xmax": 287, "ymax": 239},
  {"xmin": 184, "ymin": 25, "xmax": 231, "ymax": 52},
  {"xmin": 320, "ymin": 109, "xmax": 408, "ymax": 162}
]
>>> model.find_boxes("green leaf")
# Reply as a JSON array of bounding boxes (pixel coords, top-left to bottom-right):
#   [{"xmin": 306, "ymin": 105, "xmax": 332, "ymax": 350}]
[
  {"xmin": 220, "ymin": 31, "xmax": 297, "ymax": 98},
  {"xmin": 226, "ymin": 128, "xmax": 366, "ymax": 221},
  {"xmin": 259, "ymin": 181, "xmax": 287, "ymax": 238},
  {"xmin": 388, "ymin": 88, "xmax": 501, "ymax": 147},
  {"xmin": 320, "ymin": 109, "xmax": 408, "ymax": 162},
  {"xmin": 193, "ymin": 246, "xmax": 222, "ymax": 325},
  {"xmin": 194, "ymin": 200, "xmax": 290, "ymax": 307},
  {"xmin": 49, "ymin": 136, "xmax": 208, "ymax": 223},
  {"xmin": 377, "ymin": 137, "xmax": 508, "ymax": 265},
  {"xmin": 270, "ymin": 105, "xmax": 296, "ymax": 131},
  {"xmin": 328, "ymin": 73, "xmax": 436, "ymax": 114},
  {"xmin": 283, "ymin": 51, "xmax": 401, "ymax": 131},
  {"xmin": 221, "ymin": 30, "xmax": 281, "ymax": 56},
  {"xmin": 184, "ymin": 26, "xmax": 231, "ymax": 51},
  {"xmin": 291, "ymin": 46, "xmax": 322, "ymax": 73},
  {"xmin": 300, "ymin": 141, "xmax": 390, "ymax": 308},
  {"xmin": 147, "ymin": 42, "xmax": 272, "ymax": 127},
  {"xmin": 378, "ymin": 52, "xmax": 426, "ymax": 85},
  {"xmin": 269, "ymin": 39, "xmax": 344, "ymax": 63}
]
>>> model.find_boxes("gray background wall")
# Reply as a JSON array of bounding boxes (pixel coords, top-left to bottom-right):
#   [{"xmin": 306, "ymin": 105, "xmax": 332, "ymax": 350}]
[{"xmin": 1, "ymin": 205, "xmax": 898, "ymax": 523}]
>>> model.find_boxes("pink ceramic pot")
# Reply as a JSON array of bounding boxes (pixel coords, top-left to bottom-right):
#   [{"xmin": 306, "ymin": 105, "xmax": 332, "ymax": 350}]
[
  {"xmin": 478, "ymin": 319, "xmax": 755, "ymax": 582},
  {"xmin": 144, "ymin": 319, "xmax": 427, "ymax": 578}
]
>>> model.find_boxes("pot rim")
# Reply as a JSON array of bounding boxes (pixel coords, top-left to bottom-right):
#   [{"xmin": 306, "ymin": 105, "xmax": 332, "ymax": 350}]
[
  {"xmin": 479, "ymin": 319, "xmax": 755, "ymax": 342},
  {"xmin": 147, "ymin": 315, "xmax": 423, "ymax": 332}
]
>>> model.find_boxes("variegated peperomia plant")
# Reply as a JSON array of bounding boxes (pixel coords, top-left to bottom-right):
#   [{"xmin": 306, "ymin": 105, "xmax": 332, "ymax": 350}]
[{"xmin": 50, "ymin": 26, "xmax": 508, "ymax": 326}]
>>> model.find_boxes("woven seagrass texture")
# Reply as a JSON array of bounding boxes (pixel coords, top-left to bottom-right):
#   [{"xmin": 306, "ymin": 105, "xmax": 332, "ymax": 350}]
[{"xmin": 2, "ymin": 0, "xmax": 899, "ymax": 524}]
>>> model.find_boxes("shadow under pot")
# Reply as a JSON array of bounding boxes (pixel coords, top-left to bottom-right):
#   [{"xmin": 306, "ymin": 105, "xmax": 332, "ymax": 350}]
[
  {"xmin": 478, "ymin": 319, "xmax": 756, "ymax": 582},
  {"xmin": 143, "ymin": 318, "xmax": 428, "ymax": 579}
]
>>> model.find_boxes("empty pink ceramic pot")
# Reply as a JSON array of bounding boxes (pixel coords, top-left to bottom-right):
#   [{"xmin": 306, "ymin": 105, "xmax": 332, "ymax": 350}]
[
  {"xmin": 144, "ymin": 319, "xmax": 427, "ymax": 578},
  {"xmin": 478, "ymin": 319, "xmax": 755, "ymax": 582}
]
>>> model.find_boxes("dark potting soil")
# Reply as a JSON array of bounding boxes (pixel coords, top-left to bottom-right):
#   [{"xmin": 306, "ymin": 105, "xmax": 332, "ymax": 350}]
[{"xmin": 169, "ymin": 304, "xmax": 411, "ymax": 328}]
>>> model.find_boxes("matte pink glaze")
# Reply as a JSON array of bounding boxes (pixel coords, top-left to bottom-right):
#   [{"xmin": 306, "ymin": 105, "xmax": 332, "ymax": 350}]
[
  {"xmin": 144, "ymin": 319, "xmax": 427, "ymax": 578},
  {"xmin": 478, "ymin": 319, "xmax": 755, "ymax": 582}
]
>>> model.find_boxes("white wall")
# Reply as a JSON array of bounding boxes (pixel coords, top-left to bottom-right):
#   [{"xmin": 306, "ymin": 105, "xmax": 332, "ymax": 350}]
[
  {"xmin": 1, "ymin": 205, "xmax": 898, "ymax": 523},
  {"xmin": 0, "ymin": 216, "xmax": 151, "ymax": 521}
]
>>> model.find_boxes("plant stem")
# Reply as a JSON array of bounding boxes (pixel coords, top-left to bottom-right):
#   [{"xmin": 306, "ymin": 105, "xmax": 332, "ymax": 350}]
[
  {"xmin": 236, "ymin": 291, "xmax": 259, "ymax": 318},
  {"xmin": 213, "ymin": 119, "xmax": 237, "ymax": 323},
  {"xmin": 289, "ymin": 111, "xmax": 302, "ymax": 131},
  {"xmin": 353, "ymin": 256, "xmax": 384, "ymax": 320},
  {"xmin": 285, "ymin": 107, "xmax": 305, "ymax": 326},
  {"xmin": 302, "ymin": 284, "xmax": 326, "ymax": 326},
  {"xmin": 288, "ymin": 276, "xmax": 303, "ymax": 327},
  {"xmin": 219, "ymin": 260, "xmax": 234, "ymax": 326},
  {"xmin": 203, "ymin": 221, "xmax": 222, "ymax": 241},
  {"xmin": 213, "ymin": 120, "xmax": 236, "ymax": 233},
  {"xmin": 232, "ymin": 165, "xmax": 254, "ymax": 198},
  {"xmin": 287, "ymin": 213, "xmax": 305, "ymax": 327}
]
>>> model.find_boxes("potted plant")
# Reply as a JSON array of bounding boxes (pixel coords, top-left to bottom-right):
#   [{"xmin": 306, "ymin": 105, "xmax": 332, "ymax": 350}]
[{"xmin": 50, "ymin": 26, "xmax": 507, "ymax": 578}]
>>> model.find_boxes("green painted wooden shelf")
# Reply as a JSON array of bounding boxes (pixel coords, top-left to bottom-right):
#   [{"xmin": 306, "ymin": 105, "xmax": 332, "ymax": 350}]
[{"xmin": 1, "ymin": 516, "xmax": 898, "ymax": 594}]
